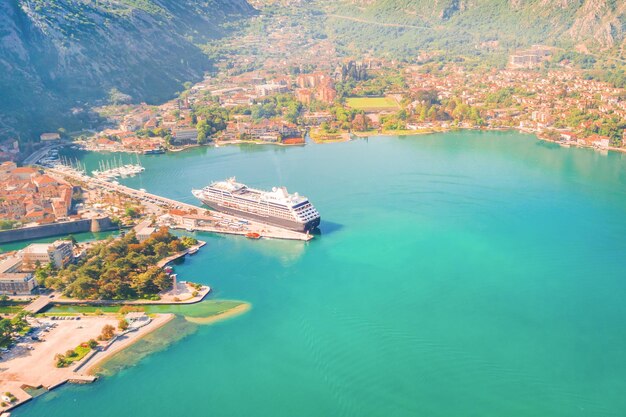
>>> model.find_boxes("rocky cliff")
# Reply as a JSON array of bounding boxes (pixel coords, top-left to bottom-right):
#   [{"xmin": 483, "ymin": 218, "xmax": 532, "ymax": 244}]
[
  {"xmin": 331, "ymin": 0, "xmax": 626, "ymax": 49},
  {"xmin": 0, "ymin": 0, "xmax": 255, "ymax": 141}
]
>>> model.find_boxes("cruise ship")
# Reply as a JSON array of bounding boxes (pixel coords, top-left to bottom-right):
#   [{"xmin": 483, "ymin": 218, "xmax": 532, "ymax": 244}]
[{"xmin": 192, "ymin": 178, "xmax": 320, "ymax": 233}]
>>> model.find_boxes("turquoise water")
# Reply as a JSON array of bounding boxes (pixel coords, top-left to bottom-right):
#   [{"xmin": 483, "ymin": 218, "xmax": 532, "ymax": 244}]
[
  {"xmin": 0, "ymin": 230, "xmax": 120, "ymax": 253},
  {"xmin": 15, "ymin": 132, "xmax": 626, "ymax": 416}
]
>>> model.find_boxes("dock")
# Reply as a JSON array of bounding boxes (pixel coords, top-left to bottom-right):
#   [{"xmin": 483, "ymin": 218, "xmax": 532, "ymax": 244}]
[{"xmin": 45, "ymin": 166, "xmax": 313, "ymax": 241}]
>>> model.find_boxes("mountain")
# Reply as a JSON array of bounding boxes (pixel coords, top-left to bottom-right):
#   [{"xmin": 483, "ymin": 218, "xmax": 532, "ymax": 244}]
[
  {"xmin": 0, "ymin": 0, "xmax": 255, "ymax": 142},
  {"xmin": 325, "ymin": 0, "xmax": 626, "ymax": 56}
]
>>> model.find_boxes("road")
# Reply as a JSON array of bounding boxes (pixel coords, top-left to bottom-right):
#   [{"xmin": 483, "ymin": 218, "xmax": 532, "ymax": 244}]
[
  {"xmin": 23, "ymin": 145, "xmax": 59, "ymax": 165},
  {"xmin": 326, "ymin": 14, "xmax": 430, "ymax": 30},
  {"xmin": 23, "ymin": 295, "xmax": 53, "ymax": 314}
]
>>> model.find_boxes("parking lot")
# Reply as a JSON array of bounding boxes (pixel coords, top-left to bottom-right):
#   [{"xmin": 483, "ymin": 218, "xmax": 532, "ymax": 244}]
[{"xmin": 0, "ymin": 316, "xmax": 117, "ymax": 394}]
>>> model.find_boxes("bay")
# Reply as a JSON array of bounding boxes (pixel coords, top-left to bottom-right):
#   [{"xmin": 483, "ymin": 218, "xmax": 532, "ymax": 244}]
[{"xmin": 15, "ymin": 131, "xmax": 626, "ymax": 416}]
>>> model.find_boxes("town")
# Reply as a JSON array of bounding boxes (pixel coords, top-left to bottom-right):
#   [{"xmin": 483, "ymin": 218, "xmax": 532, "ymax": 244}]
[
  {"xmin": 0, "ymin": 222, "xmax": 219, "ymax": 412},
  {"xmin": 1, "ymin": 1, "xmax": 626, "ymax": 416},
  {"xmin": 0, "ymin": 4, "xmax": 623, "ymax": 161},
  {"xmin": 56, "ymin": 39, "xmax": 626, "ymax": 155}
]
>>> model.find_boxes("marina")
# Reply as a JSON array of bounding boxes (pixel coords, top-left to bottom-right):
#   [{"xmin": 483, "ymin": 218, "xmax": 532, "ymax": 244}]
[
  {"xmin": 91, "ymin": 155, "xmax": 145, "ymax": 180},
  {"xmin": 23, "ymin": 145, "xmax": 313, "ymax": 241}
]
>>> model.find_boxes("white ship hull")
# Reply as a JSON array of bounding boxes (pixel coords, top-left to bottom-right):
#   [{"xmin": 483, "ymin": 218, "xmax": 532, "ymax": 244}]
[
  {"xmin": 192, "ymin": 178, "xmax": 320, "ymax": 233},
  {"xmin": 198, "ymin": 198, "xmax": 320, "ymax": 233}
]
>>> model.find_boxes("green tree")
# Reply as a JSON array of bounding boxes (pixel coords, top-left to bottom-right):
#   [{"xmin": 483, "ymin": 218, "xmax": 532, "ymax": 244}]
[
  {"xmin": 427, "ymin": 107, "xmax": 437, "ymax": 121},
  {"xmin": 154, "ymin": 242, "xmax": 170, "ymax": 259},
  {"xmin": 419, "ymin": 106, "xmax": 428, "ymax": 122},
  {"xmin": 63, "ymin": 235, "xmax": 77, "ymax": 245},
  {"xmin": 0, "ymin": 220, "xmax": 17, "ymax": 230},
  {"xmin": 125, "ymin": 207, "xmax": 140, "ymax": 218},
  {"xmin": 118, "ymin": 318, "xmax": 129, "ymax": 331},
  {"xmin": 197, "ymin": 120, "xmax": 210, "ymax": 145},
  {"xmin": 100, "ymin": 324, "xmax": 115, "ymax": 340},
  {"xmin": 108, "ymin": 88, "xmax": 132, "ymax": 105},
  {"xmin": 180, "ymin": 236, "xmax": 198, "ymax": 248}
]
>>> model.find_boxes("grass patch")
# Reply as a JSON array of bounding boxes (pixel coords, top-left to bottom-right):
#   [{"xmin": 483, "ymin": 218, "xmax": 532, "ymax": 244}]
[
  {"xmin": 42, "ymin": 305, "xmax": 122, "ymax": 315},
  {"xmin": 0, "ymin": 301, "xmax": 28, "ymax": 315},
  {"xmin": 345, "ymin": 97, "xmax": 399, "ymax": 111},
  {"xmin": 142, "ymin": 300, "xmax": 245, "ymax": 318},
  {"xmin": 73, "ymin": 345, "xmax": 92, "ymax": 360},
  {"xmin": 56, "ymin": 341, "xmax": 96, "ymax": 367},
  {"xmin": 43, "ymin": 300, "xmax": 246, "ymax": 318},
  {"xmin": 308, "ymin": 129, "xmax": 347, "ymax": 143}
]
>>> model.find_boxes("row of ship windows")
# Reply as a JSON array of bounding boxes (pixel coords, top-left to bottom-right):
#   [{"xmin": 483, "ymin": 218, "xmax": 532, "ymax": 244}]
[
  {"xmin": 211, "ymin": 195, "xmax": 318, "ymax": 221},
  {"xmin": 212, "ymin": 194, "xmax": 293, "ymax": 210},
  {"xmin": 296, "ymin": 207, "xmax": 318, "ymax": 217}
]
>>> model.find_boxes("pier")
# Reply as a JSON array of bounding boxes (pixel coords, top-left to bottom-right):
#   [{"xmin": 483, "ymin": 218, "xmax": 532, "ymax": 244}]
[{"xmin": 45, "ymin": 166, "xmax": 313, "ymax": 241}]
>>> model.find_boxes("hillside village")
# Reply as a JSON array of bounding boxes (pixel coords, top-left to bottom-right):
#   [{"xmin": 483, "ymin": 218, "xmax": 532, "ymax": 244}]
[
  {"xmin": 79, "ymin": 39, "xmax": 626, "ymax": 154},
  {"xmin": 1, "ymin": 1, "xmax": 624, "ymax": 158}
]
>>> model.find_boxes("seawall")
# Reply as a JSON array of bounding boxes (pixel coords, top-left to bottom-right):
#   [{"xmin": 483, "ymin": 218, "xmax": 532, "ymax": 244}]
[{"xmin": 0, "ymin": 217, "xmax": 116, "ymax": 244}]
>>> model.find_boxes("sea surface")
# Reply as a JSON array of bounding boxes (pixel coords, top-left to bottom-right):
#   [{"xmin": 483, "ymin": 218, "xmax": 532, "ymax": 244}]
[{"xmin": 14, "ymin": 131, "xmax": 626, "ymax": 416}]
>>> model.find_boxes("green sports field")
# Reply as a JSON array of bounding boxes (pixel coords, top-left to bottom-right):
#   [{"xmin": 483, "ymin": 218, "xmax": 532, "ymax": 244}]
[{"xmin": 345, "ymin": 97, "xmax": 400, "ymax": 111}]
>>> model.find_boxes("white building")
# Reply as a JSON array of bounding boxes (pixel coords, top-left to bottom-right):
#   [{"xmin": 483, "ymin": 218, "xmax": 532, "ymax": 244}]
[
  {"xmin": 40, "ymin": 132, "xmax": 61, "ymax": 142},
  {"xmin": 0, "ymin": 257, "xmax": 35, "ymax": 295},
  {"xmin": 136, "ymin": 226, "xmax": 157, "ymax": 242},
  {"xmin": 255, "ymin": 83, "xmax": 288, "ymax": 97},
  {"xmin": 22, "ymin": 240, "xmax": 74, "ymax": 269}
]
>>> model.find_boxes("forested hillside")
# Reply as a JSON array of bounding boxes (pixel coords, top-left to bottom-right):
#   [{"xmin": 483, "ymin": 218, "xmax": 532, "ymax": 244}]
[
  {"xmin": 324, "ymin": 0, "xmax": 626, "ymax": 58},
  {"xmin": 0, "ymin": 0, "xmax": 255, "ymax": 142}
]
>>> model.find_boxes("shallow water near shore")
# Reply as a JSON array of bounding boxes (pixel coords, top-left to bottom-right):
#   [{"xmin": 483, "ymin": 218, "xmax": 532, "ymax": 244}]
[
  {"xmin": 92, "ymin": 315, "xmax": 197, "ymax": 376},
  {"xmin": 0, "ymin": 230, "xmax": 120, "ymax": 253},
  {"xmin": 14, "ymin": 131, "xmax": 626, "ymax": 417}
]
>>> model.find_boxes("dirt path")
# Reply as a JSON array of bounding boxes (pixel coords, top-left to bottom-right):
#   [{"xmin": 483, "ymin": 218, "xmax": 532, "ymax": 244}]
[{"xmin": 326, "ymin": 14, "xmax": 429, "ymax": 30}]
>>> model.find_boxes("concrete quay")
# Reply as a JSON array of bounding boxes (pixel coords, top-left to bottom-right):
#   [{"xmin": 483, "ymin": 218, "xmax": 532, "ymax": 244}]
[
  {"xmin": 45, "ymin": 166, "xmax": 314, "ymax": 242},
  {"xmin": 173, "ymin": 223, "xmax": 313, "ymax": 241}
]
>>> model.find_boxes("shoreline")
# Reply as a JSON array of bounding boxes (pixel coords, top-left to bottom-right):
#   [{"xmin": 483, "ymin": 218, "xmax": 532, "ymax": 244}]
[
  {"xmin": 86, "ymin": 302, "xmax": 252, "ymax": 375},
  {"xmin": 81, "ymin": 313, "xmax": 175, "ymax": 375},
  {"xmin": 184, "ymin": 302, "xmax": 251, "ymax": 324},
  {"xmin": 70, "ymin": 125, "xmax": 624, "ymax": 159},
  {"xmin": 214, "ymin": 139, "xmax": 304, "ymax": 147},
  {"xmin": 349, "ymin": 126, "xmax": 625, "ymax": 154},
  {"xmin": 2, "ymin": 302, "xmax": 251, "ymax": 414}
]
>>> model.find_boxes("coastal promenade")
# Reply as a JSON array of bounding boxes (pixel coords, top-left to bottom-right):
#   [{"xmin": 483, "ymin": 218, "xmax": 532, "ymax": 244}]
[
  {"xmin": 45, "ymin": 166, "xmax": 313, "ymax": 241},
  {"xmin": 0, "ymin": 314, "xmax": 172, "ymax": 414}
]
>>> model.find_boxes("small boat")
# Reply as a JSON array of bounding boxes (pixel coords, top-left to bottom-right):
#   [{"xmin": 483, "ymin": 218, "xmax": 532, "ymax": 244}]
[
  {"xmin": 144, "ymin": 148, "xmax": 165, "ymax": 155},
  {"xmin": 188, "ymin": 247, "xmax": 199, "ymax": 255},
  {"xmin": 246, "ymin": 232, "xmax": 261, "ymax": 239}
]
